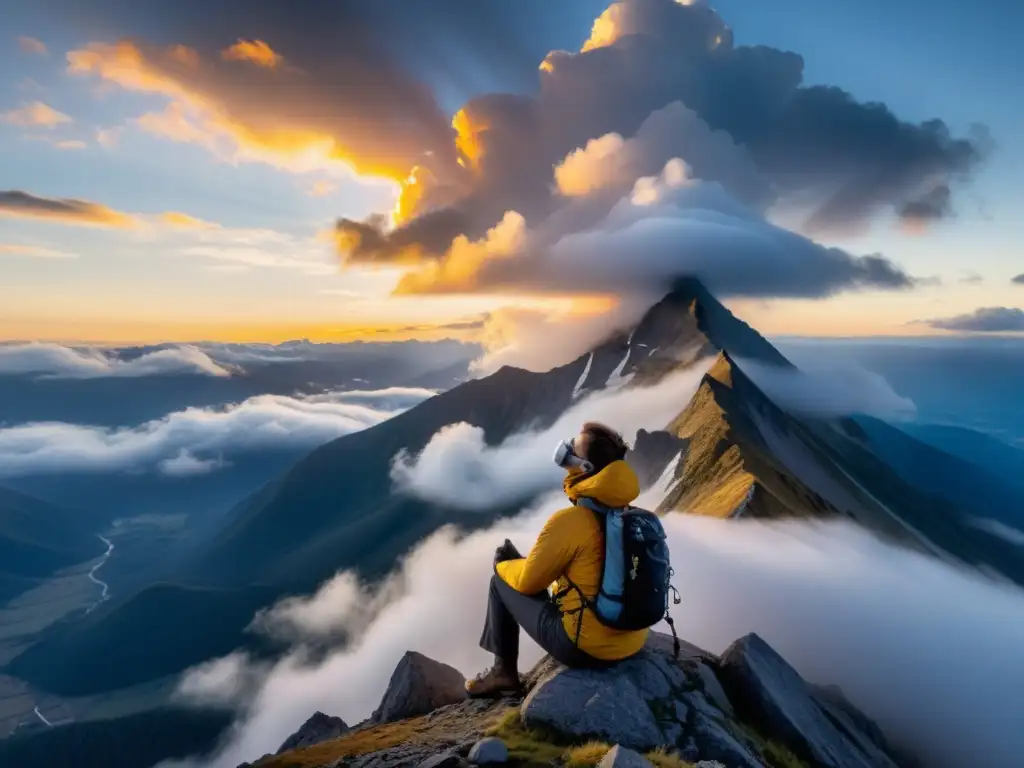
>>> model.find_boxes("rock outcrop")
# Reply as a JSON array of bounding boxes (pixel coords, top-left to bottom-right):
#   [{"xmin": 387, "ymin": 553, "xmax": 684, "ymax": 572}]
[
  {"xmin": 253, "ymin": 631, "xmax": 906, "ymax": 768},
  {"xmin": 372, "ymin": 651, "xmax": 468, "ymax": 724},
  {"xmin": 718, "ymin": 634, "xmax": 899, "ymax": 768},
  {"xmin": 276, "ymin": 711, "xmax": 349, "ymax": 754}
]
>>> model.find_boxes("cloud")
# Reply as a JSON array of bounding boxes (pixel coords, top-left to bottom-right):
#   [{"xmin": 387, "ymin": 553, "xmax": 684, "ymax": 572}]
[
  {"xmin": 470, "ymin": 298, "xmax": 644, "ymax": 375},
  {"xmin": 170, "ymin": 503, "xmax": 1024, "ymax": 768},
  {"xmin": 249, "ymin": 571, "xmax": 404, "ymax": 646},
  {"xmin": 1, "ymin": 101, "xmax": 71, "ymax": 128},
  {"xmin": 158, "ymin": 450, "xmax": 229, "ymax": 477},
  {"xmin": 0, "ymin": 243, "xmax": 78, "ymax": 259},
  {"xmin": 0, "ymin": 342, "xmax": 232, "ymax": 379},
  {"xmin": 221, "ymin": 39, "xmax": 282, "ymax": 69},
  {"xmin": 18, "ymin": 36, "xmax": 48, "ymax": 56},
  {"xmin": 899, "ymin": 184, "xmax": 952, "ymax": 233},
  {"xmin": 391, "ymin": 362, "xmax": 712, "ymax": 511},
  {"xmin": 958, "ymin": 271, "xmax": 983, "ymax": 285},
  {"xmin": 96, "ymin": 126, "xmax": 122, "ymax": 148},
  {"xmin": 161, "ymin": 211, "xmax": 221, "ymax": 229},
  {"xmin": 1012, "ymin": 274, "xmax": 1024, "ymax": 285},
  {"xmin": 736, "ymin": 357, "xmax": 917, "ymax": 421},
  {"xmin": 54, "ymin": 139, "xmax": 87, "ymax": 150},
  {"xmin": 68, "ymin": 38, "xmax": 456, "ymax": 178},
  {"xmin": 924, "ymin": 306, "xmax": 1024, "ymax": 333},
  {"xmin": 336, "ymin": 0, "xmax": 984, "ymax": 281},
  {"xmin": 388, "ymin": 157, "xmax": 915, "ymax": 300},
  {"xmin": 0, "ymin": 190, "xmax": 137, "ymax": 228},
  {"xmin": 0, "ymin": 387, "xmax": 434, "ymax": 478}
]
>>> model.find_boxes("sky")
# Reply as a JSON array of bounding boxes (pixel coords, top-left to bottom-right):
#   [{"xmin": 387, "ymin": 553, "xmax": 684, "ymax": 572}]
[{"xmin": 1, "ymin": 0, "xmax": 1021, "ymax": 344}]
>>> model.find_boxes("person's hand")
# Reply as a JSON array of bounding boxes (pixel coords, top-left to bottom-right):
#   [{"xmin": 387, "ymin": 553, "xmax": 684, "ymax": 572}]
[{"xmin": 493, "ymin": 538, "xmax": 522, "ymax": 566}]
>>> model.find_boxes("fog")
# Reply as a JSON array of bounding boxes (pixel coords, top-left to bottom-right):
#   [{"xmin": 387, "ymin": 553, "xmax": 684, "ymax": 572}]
[{"xmin": 171, "ymin": 503, "xmax": 1024, "ymax": 768}]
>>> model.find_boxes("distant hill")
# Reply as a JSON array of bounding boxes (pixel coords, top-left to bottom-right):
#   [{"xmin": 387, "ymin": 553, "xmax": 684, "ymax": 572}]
[
  {"xmin": 854, "ymin": 417, "xmax": 1024, "ymax": 528},
  {"xmin": 898, "ymin": 422, "xmax": 1024, "ymax": 491},
  {"xmin": 0, "ymin": 487, "xmax": 102, "ymax": 605}
]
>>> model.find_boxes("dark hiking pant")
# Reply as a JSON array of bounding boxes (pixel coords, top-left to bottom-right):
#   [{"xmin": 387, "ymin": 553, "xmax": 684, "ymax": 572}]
[{"xmin": 479, "ymin": 573, "xmax": 613, "ymax": 670}]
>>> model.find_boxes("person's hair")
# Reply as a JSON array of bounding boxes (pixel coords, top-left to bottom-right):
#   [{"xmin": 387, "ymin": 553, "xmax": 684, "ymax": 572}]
[{"xmin": 576, "ymin": 421, "xmax": 629, "ymax": 472}]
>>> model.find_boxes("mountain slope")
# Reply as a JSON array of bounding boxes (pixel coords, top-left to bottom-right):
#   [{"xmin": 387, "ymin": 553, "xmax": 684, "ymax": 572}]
[
  {"xmin": 854, "ymin": 416, "xmax": 1024, "ymax": 527},
  {"xmin": 0, "ymin": 487, "xmax": 102, "ymax": 604}
]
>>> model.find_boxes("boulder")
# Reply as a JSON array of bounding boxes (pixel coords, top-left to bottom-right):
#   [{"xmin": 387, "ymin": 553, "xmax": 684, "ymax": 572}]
[
  {"xmin": 467, "ymin": 737, "xmax": 508, "ymax": 764},
  {"xmin": 521, "ymin": 658, "xmax": 667, "ymax": 750},
  {"xmin": 718, "ymin": 633, "xmax": 897, "ymax": 768},
  {"xmin": 276, "ymin": 711, "xmax": 349, "ymax": 753},
  {"xmin": 373, "ymin": 651, "xmax": 468, "ymax": 724},
  {"xmin": 598, "ymin": 744, "xmax": 654, "ymax": 768}
]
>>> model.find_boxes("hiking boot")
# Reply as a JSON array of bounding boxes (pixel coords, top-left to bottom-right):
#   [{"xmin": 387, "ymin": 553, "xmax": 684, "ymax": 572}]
[{"xmin": 465, "ymin": 665, "xmax": 521, "ymax": 698}]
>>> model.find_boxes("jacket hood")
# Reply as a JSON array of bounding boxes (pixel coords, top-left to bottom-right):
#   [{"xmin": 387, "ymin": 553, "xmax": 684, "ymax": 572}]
[{"xmin": 564, "ymin": 460, "xmax": 640, "ymax": 508}]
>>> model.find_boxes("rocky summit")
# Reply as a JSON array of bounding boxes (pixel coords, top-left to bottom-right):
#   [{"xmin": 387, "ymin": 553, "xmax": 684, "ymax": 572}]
[{"xmin": 253, "ymin": 632, "xmax": 903, "ymax": 768}]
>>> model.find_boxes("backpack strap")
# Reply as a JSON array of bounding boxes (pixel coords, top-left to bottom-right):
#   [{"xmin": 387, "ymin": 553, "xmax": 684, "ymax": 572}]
[{"xmin": 553, "ymin": 575, "xmax": 591, "ymax": 647}]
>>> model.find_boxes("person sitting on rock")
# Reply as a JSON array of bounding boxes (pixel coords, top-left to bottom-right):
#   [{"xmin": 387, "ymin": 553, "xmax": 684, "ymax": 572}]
[{"xmin": 466, "ymin": 421, "xmax": 649, "ymax": 697}]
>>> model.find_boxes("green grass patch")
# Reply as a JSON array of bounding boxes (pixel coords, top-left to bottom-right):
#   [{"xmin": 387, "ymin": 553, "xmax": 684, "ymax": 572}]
[{"xmin": 485, "ymin": 708, "xmax": 568, "ymax": 767}]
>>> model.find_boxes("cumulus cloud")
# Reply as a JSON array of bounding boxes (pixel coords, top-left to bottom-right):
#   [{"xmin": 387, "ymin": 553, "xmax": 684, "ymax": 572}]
[
  {"xmin": 924, "ymin": 306, "xmax": 1024, "ymax": 333},
  {"xmin": 68, "ymin": 37, "xmax": 456, "ymax": 178},
  {"xmin": 0, "ymin": 190, "xmax": 137, "ymax": 228},
  {"xmin": 337, "ymin": 0, "xmax": 984, "ymax": 285},
  {"xmin": 736, "ymin": 357, "xmax": 917, "ymax": 421},
  {"xmin": 171, "ymin": 504, "xmax": 1024, "ymax": 768},
  {"xmin": 391, "ymin": 362, "xmax": 711, "ymax": 510},
  {"xmin": 1, "ymin": 101, "xmax": 71, "ymax": 128},
  {"xmin": 0, "ymin": 387, "xmax": 434, "ymax": 479},
  {"xmin": 0, "ymin": 342, "xmax": 232, "ymax": 379},
  {"xmin": 390, "ymin": 158, "xmax": 914, "ymax": 300}
]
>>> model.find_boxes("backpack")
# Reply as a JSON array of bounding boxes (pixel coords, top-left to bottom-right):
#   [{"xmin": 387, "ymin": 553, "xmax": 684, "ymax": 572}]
[{"xmin": 556, "ymin": 497, "xmax": 682, "ymax": 657}]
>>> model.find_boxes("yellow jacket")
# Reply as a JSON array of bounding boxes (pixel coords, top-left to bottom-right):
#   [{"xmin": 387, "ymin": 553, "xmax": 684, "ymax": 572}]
[{"xmin": 495, "ymin": 460, "xmax": 648, "ymax": 661}]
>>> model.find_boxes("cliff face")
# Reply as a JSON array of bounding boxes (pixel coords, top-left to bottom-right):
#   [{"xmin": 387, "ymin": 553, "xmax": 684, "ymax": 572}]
[{"xmin": 255, "ymin": 631, "xmax": 905, "ymax": 768}]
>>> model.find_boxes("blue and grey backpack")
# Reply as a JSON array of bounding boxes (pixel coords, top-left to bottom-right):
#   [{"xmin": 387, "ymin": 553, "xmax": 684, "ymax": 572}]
[{"xmin": 556, "ymin": 497, "xmax": 682, "ymax": 657}]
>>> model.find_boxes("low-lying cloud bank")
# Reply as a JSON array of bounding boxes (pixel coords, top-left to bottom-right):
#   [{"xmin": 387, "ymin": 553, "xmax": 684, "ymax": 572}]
[
  {"xmin": 737, "ymin": 357, "xmax": 917, "ymax": 421},
  {"xmin": 0, "ymin": 387, "xmax": 434, "ymax": 478},
  {"xmin": 172, "ymin": 505, "xmax": 1024, "ymax": 768},
  {"xmin": 0, "ymin": 342, "xmax": 233, "ymax": 378}
]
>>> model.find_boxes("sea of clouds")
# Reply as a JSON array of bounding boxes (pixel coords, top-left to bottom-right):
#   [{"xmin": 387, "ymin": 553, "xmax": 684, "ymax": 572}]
[
  {"xmin": 164, "ymin": 372, "xmax": 1024, "ymax": 768},
  {"xmin": 0, "ymin": 387, "xmax": 436, "ymax": 478}
]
